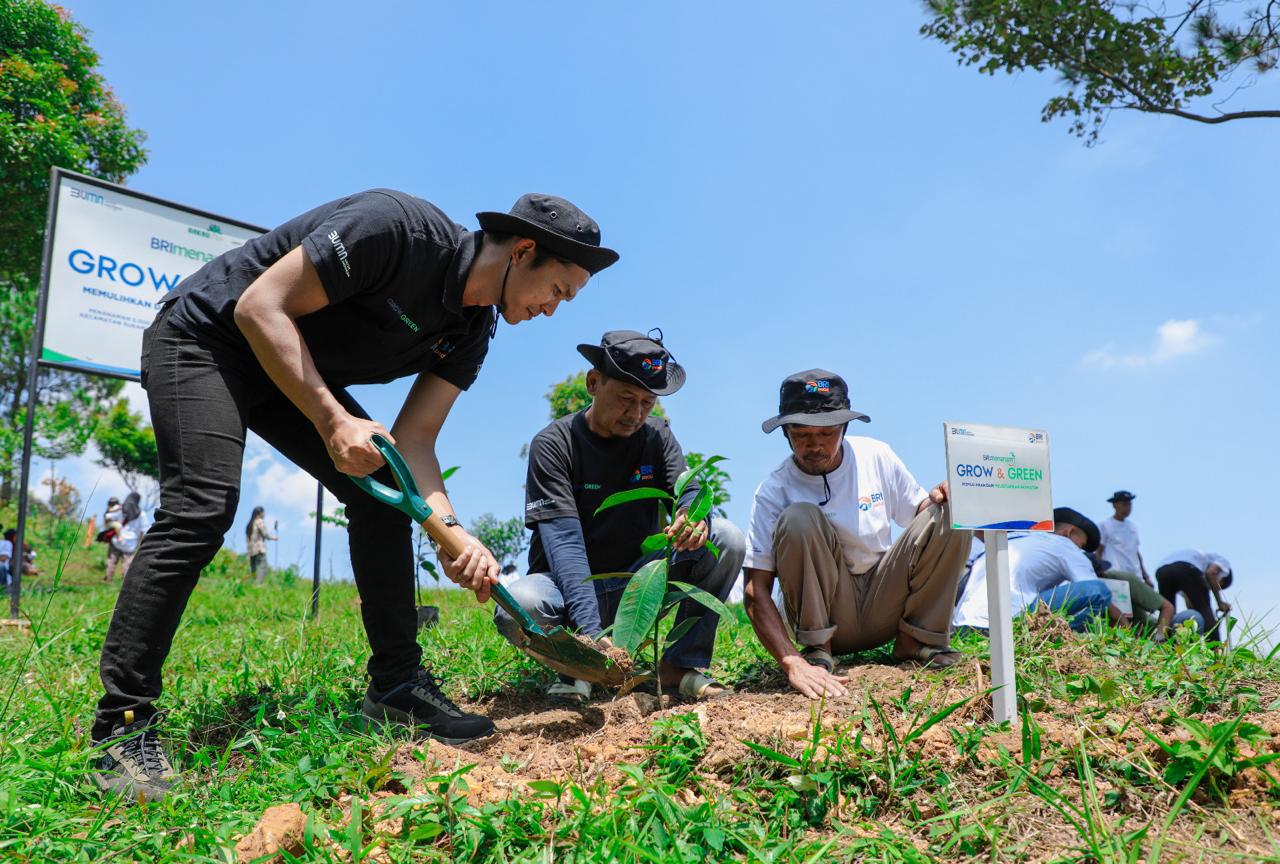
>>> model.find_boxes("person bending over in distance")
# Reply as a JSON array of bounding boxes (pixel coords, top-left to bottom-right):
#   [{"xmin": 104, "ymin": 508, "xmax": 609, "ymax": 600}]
[
  {"xmin": 1155, "ymin": 549, "xmax": 1233, "ymax": 643},
  {"xmin": 90, "ymin": 191, "xmax": 617, "ymax": 803},
  {"xmin": 742, "ymin": 369, "xmax": 972, "ymax": 701},
  {"xmin": 496, "ymin": 330, "xmax": 745, "ymax": 703}
]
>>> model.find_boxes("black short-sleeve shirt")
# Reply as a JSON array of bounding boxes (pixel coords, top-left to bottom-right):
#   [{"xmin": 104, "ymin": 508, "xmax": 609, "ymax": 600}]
[
  {"xmin": 525, "ymin": 411, "xmax": 696, "ymax": 575},
  {"xmin": 162, "ymin": 189, "xmax": 496, "ymax": 391}
]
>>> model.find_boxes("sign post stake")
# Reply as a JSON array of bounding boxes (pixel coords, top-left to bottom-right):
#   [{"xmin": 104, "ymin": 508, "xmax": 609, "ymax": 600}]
[
  {"xmin": 311, "ymin": 481, "xmax": 323, "ymax": 619},
  {"xmin": 984, "ymin": 530, "xmax": 1017, "ymax": 724},
  {"xmin": 11, "ymin": 167, "xmax": 60, "ymax": 620}
]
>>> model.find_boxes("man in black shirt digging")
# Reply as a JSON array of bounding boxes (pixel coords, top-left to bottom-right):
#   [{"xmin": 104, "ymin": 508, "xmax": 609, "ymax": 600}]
[
  {"xmin": 91, "ymin": 191, "xmax": 617, "ymax": 802},
  {"xmin": 495, "ymin": 330, "xmax": 746, "ymax": 702}
]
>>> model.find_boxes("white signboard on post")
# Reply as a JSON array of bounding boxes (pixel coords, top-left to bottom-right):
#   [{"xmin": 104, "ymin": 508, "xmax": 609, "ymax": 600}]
[
  {"xmin": 41, "ymin": 169, "xmax": 263, "ymax": 379},
  {"xmin": 944, "ymin": 422, "xmax": 1053, "ymax": 532},
  {"xmin": 944, "ymin": 422, "xmax": 1054, "ymax": 725}
]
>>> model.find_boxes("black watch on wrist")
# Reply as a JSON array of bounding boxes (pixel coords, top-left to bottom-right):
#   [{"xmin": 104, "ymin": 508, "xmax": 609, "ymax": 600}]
[{"xmin": 439, "ymin": 514, "xmax": 460, "ymax": 528}]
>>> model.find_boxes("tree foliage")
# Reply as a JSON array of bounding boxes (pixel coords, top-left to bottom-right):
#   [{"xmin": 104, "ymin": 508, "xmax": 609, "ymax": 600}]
[
  {"xmin": 93, "ymin": 399, "xmax": 158, "ymax": 501},
  {"xmin": 468, "ymin": 512, "xmax": 528, "ymax": 570},
  {"xmin": 0, "ymin": 0, "xmax": 148, "ymax": 499},
  {"xmin": 546, "ymin": 371, "xmax": 666, "ymax": 420},
  {"xmin": 921, "ymin": 1, "xmax": 1280, "ymax": 143}
]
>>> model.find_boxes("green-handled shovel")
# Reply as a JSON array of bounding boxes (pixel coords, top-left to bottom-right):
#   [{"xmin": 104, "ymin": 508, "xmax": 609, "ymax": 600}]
[{"xmin": 349, "ymin": 434, "xmax": 630, "ymax": 687}]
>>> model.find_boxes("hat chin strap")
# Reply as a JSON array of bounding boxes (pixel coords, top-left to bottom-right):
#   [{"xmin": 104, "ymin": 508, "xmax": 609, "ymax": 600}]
[{"xmin": 496, "ymin": 257, "xmax": 513, "ymax": 314}]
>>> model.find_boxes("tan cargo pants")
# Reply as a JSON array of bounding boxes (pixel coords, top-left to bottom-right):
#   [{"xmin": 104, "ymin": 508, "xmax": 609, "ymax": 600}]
[{"xmin": 773, "ymin": 502, "xmax": 971, "ymax": 653}]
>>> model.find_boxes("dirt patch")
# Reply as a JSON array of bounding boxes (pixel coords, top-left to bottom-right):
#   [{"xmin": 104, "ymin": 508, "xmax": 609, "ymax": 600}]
[
  {"xmin": 235, "ymin": 802, "xmax": 306, "ymax": 863},
  {"xmin": 381, "ymin": 660, "xmax": 982, "ymax": 802}
]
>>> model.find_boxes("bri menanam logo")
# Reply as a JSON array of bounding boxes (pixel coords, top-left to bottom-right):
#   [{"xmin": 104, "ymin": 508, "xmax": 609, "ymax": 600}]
[
  {"xmin": 641, "ymin": 357, "xmax": 664, "ymax": 375},
  {"xmin": 805, "ymin": 379, "xmax": 831, "ymax": 394}
]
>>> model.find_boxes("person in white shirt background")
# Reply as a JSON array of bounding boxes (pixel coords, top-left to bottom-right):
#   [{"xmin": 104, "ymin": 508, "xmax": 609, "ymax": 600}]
[
  {"xmin": 953, "ymin": 507, "xmax": 1125, "ymax": 632},
  {"xmin": 1155, "ymin": 549, "xmax": 1233, "ymax": 643},
  {"xmin": 742, "ymin": 369, "xmax": 972, "ymax": 700},
  {"xmin": 0, "ymin": 527, "xmax": 11, "ymax": 591},
  {"xmin": 1097, "ymin": 490, "xmax": 1150, "ymax": 586},
  {"xmin": 107, "ymin": 492, "xmax": 151, "ymax": 583}
]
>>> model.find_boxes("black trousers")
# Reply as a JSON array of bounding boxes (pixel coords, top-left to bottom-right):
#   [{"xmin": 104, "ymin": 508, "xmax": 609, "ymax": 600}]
[
  {"xmin": 1156, "ymin": 561, "xmax": 1220, "ymax": 643},
  {"xmin": 93, "ymin": 306, "xmax": 419, "ymax": 740}
]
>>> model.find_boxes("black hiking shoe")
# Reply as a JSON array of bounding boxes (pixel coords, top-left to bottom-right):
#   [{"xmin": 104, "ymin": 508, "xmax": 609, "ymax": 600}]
[
  {"xmin": 91, "ymin": 710, "xmax": 178, "ymax": 803},
  {"xmin": 362, "ymin": 670, "xmax": 495, "ymax": 744}
]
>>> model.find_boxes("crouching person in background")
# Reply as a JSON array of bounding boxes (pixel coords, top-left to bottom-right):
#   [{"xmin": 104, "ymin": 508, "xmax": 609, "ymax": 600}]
[{"xmin": 954, "ymin": 507, "xmax": 1128, "ymax": 634}]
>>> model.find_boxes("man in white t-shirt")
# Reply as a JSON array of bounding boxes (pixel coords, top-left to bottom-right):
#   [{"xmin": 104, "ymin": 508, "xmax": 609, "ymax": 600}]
[
  {"xmin": 742, "ymin": 369, "xmax": 972, "ymax": 700},
  {"xmin": 1097, "ymin": 490, "xmax": 1149, "ymax": 586},
  {"xmin": 953, "ymin": 507, "xmax": 1121, "ymax": 631}
]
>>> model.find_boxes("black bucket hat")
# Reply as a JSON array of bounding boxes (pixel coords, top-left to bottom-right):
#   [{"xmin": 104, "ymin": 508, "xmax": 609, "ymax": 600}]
[
  {"xmin": 477, "ymin": 194, "xmax": 619, "ymax": 275},
  {"xmin": 1054, "ymin": 507, "xmax": 1100, "ymax": 554},
  {"xmin": 1106, "ymin": 490, "xmax": 1136, "ymax": 503},
  {"xmin": 762, "ymin": 369, "xmax": 870, "ymax": 434},
  {"xmin": 577, "ymin": 329, "xmax": 685, "ymax": 396}
]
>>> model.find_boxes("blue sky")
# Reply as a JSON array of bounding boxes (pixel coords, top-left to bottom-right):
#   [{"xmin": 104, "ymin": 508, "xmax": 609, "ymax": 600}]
[{"xmin": 41, "ymin": 2, "xmax": 1279, "ymax": 639}]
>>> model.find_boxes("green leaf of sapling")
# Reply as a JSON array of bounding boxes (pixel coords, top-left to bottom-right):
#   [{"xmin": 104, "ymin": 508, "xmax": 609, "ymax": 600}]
[{"xmin": 594, "ymin": 487, "xmax": 675, "ymax": 515}]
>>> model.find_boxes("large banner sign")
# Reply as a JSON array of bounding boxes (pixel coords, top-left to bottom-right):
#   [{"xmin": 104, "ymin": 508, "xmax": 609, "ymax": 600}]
[
  {"xmin": 943, "ymin": 421, "xmax": 1054, "ymax": 531},
  {"xmin": 41, "ymin": 169, "xmax": 264, "ymax": 379}
]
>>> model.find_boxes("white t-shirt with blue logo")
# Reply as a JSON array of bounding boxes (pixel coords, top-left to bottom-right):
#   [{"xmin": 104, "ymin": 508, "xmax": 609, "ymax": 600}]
[
  {"xmin": 952, "ymin": 531, "xmax": 1098, "ymax": 629},
  {"xmin": 745, "ymin": 436, "xmax": 928, "ymax": 576}
]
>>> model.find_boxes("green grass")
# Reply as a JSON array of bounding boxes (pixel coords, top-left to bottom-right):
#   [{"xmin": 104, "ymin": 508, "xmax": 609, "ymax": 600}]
[{"xmin": 1, "ymin": 507, "xmax": 1278, "ymax": 862}]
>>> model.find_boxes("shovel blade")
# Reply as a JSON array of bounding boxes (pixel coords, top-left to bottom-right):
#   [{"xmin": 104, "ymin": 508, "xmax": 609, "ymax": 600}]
[{"xmin": 515, "ymin": 626, "xmax": 629, "ymax": 688}]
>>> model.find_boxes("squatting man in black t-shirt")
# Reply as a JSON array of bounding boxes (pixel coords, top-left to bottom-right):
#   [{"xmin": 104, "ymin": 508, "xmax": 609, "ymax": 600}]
[
  {"xmin": 495, "ymin": 330, "xmax": 746, "ymax": 703},
  {"xmin": 90, "ymin": 191, "xmax": 618, "ymax": 802}
]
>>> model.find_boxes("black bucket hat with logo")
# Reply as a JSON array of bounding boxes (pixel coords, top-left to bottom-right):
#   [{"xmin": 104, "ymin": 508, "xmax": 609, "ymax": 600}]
[
  {"xmin": 1054, "ymin": 507, "xmax": 1100, "ymax": 554},
  {"xmin": 577, "ymin": 329, "xmax": 685, "ymax": 396},
  {"xmin": 1106, "ymin": 490, "xmax": 1136, "ymax": 503},
  {"xmin": 761, "ymin": 369, "xmax": 870, "ymax": 434},
  {"xmin": 477, "ymin": 194, "xmax": 619, "ymax": 275}
]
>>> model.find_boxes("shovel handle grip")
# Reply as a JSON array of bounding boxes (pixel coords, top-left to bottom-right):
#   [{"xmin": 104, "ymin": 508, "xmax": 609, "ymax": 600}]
[
  {"xmin": 348, "ymin": 434, "xmax": 468, "ymax": 559},
  {"xmin": 348, "ymin": 434, "xmax": 541, "ymax": 632}
]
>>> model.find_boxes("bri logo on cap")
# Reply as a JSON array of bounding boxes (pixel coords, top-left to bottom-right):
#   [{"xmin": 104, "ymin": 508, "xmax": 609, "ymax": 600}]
[
  {"xmin": 805, "ymin": 379, "xmax": 831, "ymax": 394},
  {"xmin": 641, "ymin": 357, "xmax": 664, "ymax": 375}
]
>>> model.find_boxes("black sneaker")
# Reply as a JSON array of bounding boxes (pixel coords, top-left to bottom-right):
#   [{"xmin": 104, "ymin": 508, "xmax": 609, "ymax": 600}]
[
  {"xmin": 362, "ymin": 670, "xmax": 495, "ymax": 744},
  {"xmin": 91, "ymin": 710, "xmax": 178, "ymax": 802}
]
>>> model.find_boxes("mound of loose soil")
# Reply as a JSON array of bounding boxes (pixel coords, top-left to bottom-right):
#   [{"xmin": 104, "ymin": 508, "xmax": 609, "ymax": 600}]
[{"xmin": 388, "ymin": 660, "xmax": 980, "ymax": 805}]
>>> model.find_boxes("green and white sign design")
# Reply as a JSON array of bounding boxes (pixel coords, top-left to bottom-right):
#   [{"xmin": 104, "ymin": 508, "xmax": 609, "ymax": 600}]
[
  {"xmin": 943, "ymin": 421, "xmax": 1053, "ymax": 531},
  {"xmin": 42, "ymin": 172, "xmax": 261, "ymax": 378}
]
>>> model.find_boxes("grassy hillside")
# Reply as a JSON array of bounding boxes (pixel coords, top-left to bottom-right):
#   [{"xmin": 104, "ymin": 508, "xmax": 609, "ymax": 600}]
[{"xmin": 0, "ymin": 511, "xmax": 1277, "ymax": 862}]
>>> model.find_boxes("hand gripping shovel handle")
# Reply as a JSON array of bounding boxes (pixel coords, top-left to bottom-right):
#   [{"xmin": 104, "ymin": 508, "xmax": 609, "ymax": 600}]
[{"xmin": 348, "ymin": 434, "xmax": 545, "ymax": 635}]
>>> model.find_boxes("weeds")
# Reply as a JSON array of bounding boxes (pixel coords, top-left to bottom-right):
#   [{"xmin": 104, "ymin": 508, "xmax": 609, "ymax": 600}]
[{"xmin": 0, "ymin": 501, "xmax": 1277, "ymax": 862}]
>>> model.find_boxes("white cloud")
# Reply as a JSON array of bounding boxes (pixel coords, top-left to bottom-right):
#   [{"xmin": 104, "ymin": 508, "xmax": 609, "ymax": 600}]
[
  {"xmin": 243, "ymin": 436, "xmax": 340, "ymax": 528},
  {"xmin": 1082, "ymin": 319, "xmax": 1215, "ymax": 370}
]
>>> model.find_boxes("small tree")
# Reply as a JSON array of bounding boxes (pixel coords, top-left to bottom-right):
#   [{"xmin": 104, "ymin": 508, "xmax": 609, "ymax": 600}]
[
  {"xmin": 920, "ymin": 1, "xmax": 1280, "ymax": 144},
  {"xmin": 41, "ymin": 473, "xmax": 79, "ymax": 521},
  {"xmin": 593, "ymin": 456, "xmax": 732, "ymax": 708},
  {"xmin": 0, "ymin": 0, "xmax": 148, "ymax": 499},
  {"xmin": 546, "ymin": 371, "xmax": 666, "ymax": 421},
  {"xmin": 469, "ymin": 513, "xmax": 528, "ymax": 570},
  {"xmin": 93, "ymin": 400, "xmax": 159, "ymax": 505},
  {"xmin": 685, "ymin": 451, "xmax": 731, "ymax": 520}
]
